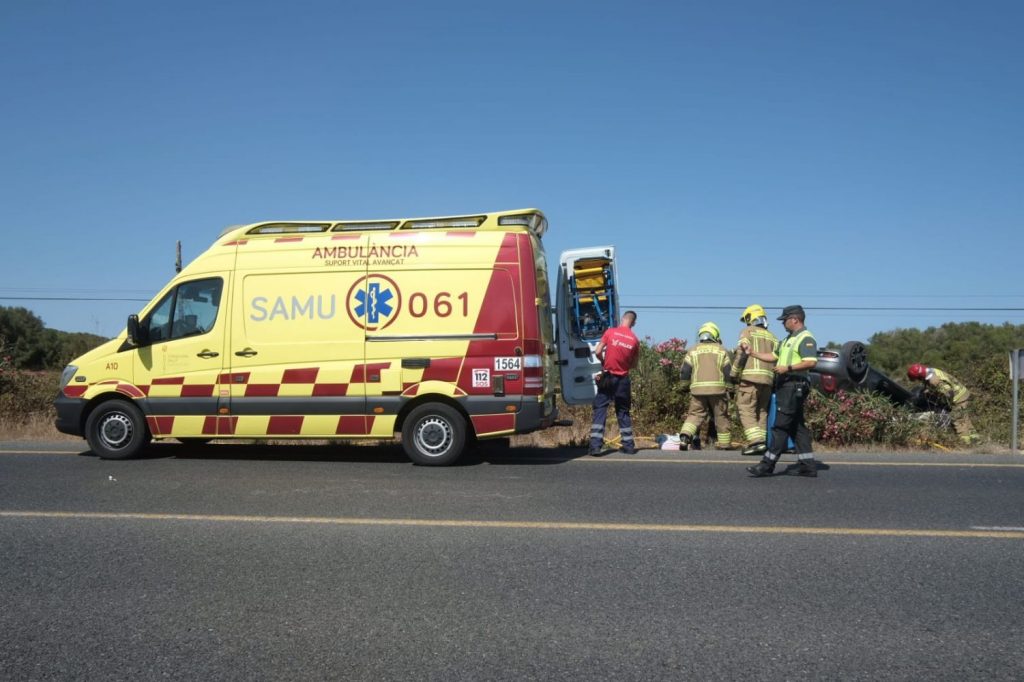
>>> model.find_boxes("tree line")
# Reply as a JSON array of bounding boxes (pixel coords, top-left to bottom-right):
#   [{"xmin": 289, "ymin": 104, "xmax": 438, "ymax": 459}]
[{"xmin": 0, "ymin": 306, "xmax": 108, "ymax": 371}]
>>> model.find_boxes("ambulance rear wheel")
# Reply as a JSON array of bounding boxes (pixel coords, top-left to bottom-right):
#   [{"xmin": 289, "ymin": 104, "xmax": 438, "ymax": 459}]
[
  {"xmin": 402, "ymin": 403, "xmax": 466, "ymax": 466},
  {"xmin": 85, "ymin": 400, "xmax": 150, "ymax": 460}
]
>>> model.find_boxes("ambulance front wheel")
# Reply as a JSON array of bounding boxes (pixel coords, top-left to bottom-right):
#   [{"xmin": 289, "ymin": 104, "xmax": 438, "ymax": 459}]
[
  {"xmin": 402, "ymin": 403, "xmax": 467, "ymax": 466},
  {"xmin": 85, "ymin": 400, "xmax": 151, "ymax": 460}
]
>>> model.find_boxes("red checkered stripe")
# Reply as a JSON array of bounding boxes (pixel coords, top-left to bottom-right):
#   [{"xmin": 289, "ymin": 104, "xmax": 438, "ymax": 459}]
[
  {"xmin": 144, "ymin": 414, "xmax": 380, "ymax": 438},
  {"xmin": 134, "ymin": 362, "xmax": 402, "ymax": 400},
  {"xmin": 138, "ymin": 362, "xmax": 415, "ymax": 438},
  {"xmin": 71, "ymin": 359, "xmax": 497, "ymax": 438}
]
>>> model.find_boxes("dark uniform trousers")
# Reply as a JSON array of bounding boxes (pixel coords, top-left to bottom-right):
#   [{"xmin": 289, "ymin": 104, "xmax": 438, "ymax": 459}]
[
  {"xmin": 769, "ymin": 377, "xmax": 813, "ymax": 456},
  {"xmin": 590, "ymin": 374, "xmax": 635, "ymax": 450}
]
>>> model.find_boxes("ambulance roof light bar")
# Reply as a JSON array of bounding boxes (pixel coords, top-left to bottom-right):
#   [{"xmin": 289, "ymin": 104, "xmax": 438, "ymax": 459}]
[
  {"xmin": 247, "ymin": 223, "xmax": 331, "ymax": 235},
  {"xmin": 333, "ymin": 221, "xmax": 401, "ymax": 232},
  {"xmin": 498, "ymin": 212, "xmax": 547, "ymax": 238},
  {"xmin": 402, "ymin": 216, "xmax": 486, "ymax": 230},
  {"xmin": 231, "ymin": 210, "xmax": 547, "ymax": 238}
]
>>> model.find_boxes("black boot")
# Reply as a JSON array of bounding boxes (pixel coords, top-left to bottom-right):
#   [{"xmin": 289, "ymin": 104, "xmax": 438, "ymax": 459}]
[
  {"xmin": 746, "ymin": 458, "xmax": 775, "ymax": 477},
  {"xmin": 742, "ymin": 441, "xmax": 767, "ymax": 457},
  {"xmin": 678, "ymin": 434, "xmax": 691, "ymax": 451},
  {"xmin": 792, "ymin": 458, "xmax": 818, "ymax": 477}
]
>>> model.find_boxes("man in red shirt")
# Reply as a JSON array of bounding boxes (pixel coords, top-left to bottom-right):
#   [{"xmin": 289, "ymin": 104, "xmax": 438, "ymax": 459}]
[{"xmin": 589, "ymin": 310, "xmax": 641, "ymax": 455}]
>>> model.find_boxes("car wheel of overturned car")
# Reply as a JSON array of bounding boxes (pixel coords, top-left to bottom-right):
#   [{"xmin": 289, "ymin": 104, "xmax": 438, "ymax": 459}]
[
  {"xmin": 401, "ymin": 403, "xmax": 467, "ymax": 466},
  {"xmin": 841, "ymin": 341, "xmax": 869, "ymax": 382},
  {"xmin": 85, "ymin": 400, "xmax": 151, "ymax": 460}
]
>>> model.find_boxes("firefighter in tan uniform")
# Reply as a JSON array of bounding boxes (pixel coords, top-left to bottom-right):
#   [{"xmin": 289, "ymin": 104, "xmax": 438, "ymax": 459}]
[
  {"xmin": 679, "ymin": 322, "xmax": 733, "ymax": 450},
  {"xmin": 731, "ymin": 304, "xmax": 778, "ymax": 457},
  {"xmin": 745, "ymin": 305, "xmax": 820, "ymax": 478},
  {"xmin": 907, "ymin": 364, "xmax": 980, "ymax": 444}
]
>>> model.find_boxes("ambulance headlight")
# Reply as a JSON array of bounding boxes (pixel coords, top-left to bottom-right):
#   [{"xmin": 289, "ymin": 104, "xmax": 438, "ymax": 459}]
[{"xmin": 59, "ymin": 365, "xmax": 78, "ymax": 390}]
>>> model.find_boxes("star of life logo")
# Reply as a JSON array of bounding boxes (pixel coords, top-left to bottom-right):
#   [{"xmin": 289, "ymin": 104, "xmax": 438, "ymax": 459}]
[{"xmin": 347, "ymin": 274, "xmax": 402, "ymax": 331}]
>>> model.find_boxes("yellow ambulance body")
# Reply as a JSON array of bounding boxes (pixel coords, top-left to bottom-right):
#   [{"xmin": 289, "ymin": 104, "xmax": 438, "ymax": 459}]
[{"xmin": 55, "ymin": 209, "xmax": 614, "ymax": 465}]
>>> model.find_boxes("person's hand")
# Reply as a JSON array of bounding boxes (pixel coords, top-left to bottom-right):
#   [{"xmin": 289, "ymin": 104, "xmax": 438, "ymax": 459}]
[
  {"xmin": 739, "ymin": 339, "xmax": 750, "ymax": 350},
  {"xmin": 774, "ymin": 365, "xmax": 788, "ymax": 375}
]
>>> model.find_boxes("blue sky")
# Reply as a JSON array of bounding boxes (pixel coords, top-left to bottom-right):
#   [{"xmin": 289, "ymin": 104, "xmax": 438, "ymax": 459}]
[{"xmin": 1, "ymin": 0, "xmax": 1021, "ymax": 350}]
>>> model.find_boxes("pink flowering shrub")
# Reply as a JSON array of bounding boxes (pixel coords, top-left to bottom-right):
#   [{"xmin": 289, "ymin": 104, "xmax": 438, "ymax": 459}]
[
  {"xmin": 651, "ymin": 337, "xmax": 688, "ymax": 373},
  {"xmin": 804, "ymin": 389, "xmax": 953, "ymax": 448}
]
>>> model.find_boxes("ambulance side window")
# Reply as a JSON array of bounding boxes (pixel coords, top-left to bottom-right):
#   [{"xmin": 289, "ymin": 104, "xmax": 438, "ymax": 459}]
[
  {"xmin": 142, "ymin": 277, "xmax": 223, "ymax": 344},
  {"xmin": 146, "ymin": 292, "xmax": 174, "ymax": 343},
  {"xmin": 171, "ymin": 279, "xmax": 223, "ymax": 338}
]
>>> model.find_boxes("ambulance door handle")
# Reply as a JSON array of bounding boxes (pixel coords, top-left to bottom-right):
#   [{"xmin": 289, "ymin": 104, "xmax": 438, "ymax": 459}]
[
  {"xmin": 196, "ymin": 350, "xmax": 220, "ymax": 359},
  {"xmin": 235, "ymin": 348, "xmax": 258, "ymax": 358}
]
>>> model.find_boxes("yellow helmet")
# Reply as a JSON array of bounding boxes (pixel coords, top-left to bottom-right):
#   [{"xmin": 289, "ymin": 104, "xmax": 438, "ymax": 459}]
[
  {"xmin": 741, "ymin": 304, "xmax": 766, "ymax": 323},
  {"xmin": 697, "ymin": 322, "xmax": 720, "ymax": 342}
]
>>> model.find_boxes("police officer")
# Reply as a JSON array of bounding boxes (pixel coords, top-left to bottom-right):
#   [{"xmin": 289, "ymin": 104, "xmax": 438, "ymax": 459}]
[
  {"xmin": 744, "ymin": 305, "xmax": 820, "ymax": 477},
  {"xmin": 679, "ymin": 322, "xmax": 733, "ymax": 450},
  {"xmin": 907, "ymin": 364, "xmax": 980, "ymax": 444},
  {"xmin": 731, "ymin": 304, "xmax": 778, "ymax": 456}
]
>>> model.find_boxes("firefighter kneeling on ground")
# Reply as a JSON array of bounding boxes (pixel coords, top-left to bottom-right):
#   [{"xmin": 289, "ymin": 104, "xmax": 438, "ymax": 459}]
[
  {"xmin": 731, "ymin": 304, "xmax": 778, "ymax": 456},
  {"xmin": 678, "ymin": 322, "xmax": 734, "ymax": 450},
  {"xmin": 907, "ymin": 364, "xmax": 980, "ymax": 445}
]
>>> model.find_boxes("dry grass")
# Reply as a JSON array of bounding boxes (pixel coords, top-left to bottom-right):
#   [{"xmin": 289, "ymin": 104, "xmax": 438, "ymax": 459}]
[
  {"xmin": 511, "ymin": 403, "xmax": 664, "ymax": 450},
  {"xmin": 0, "ymin": 411, "xmax": 77, "ymax": 441}
]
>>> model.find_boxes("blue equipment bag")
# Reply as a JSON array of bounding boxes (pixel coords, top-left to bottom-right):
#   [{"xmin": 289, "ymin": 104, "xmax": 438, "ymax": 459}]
[{"xmin": 765, "ymin": 392, "xmax": 796, "ymax": 452}]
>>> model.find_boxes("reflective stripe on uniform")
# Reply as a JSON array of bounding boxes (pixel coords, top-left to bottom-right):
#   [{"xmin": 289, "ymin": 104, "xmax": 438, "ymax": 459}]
[
  {"xmin": 930, "ymin": 368, "xmax": 969, "ymax": 403},
  {"xmin": 737, "ymin": 326, "xmax": 777, "ymax": 383},
  {"xmin": 744, "ymin": 426, "xmax": 766, "ymax": 442},
  {"xmin": 685, "ymin": 344, "xmax": 730, "ymax": 394}
]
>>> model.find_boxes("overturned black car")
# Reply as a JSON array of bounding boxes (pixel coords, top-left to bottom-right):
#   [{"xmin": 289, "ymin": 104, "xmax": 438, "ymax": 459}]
[{"xmin": 809, "ymin": 341, "xmax": 943, "ymax": 412}]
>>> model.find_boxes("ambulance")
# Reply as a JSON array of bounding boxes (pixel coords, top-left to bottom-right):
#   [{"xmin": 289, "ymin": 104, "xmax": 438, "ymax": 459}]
[{"xmin": 55, "ymin": 209, "xmax": 620, "ymax": 465}]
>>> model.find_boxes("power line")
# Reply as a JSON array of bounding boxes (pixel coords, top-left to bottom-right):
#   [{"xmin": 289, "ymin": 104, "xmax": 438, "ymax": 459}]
[
  {"xmin": 624, "ymin": 304, "xmax": 1024, "ymax": 312},
  {"xmin": 0, "ymin": 296, "xmax": 149, "ymax": 302},
  {"xmin": 0, "ymin": 287, "xmax": 154, "ymax": 295}
]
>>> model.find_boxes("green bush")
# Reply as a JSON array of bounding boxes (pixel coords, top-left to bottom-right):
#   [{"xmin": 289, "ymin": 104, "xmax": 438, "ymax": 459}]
[
  {"xmin": 804, "ymin": 389, "xmax": 955, "ymax": 448},
  {"xmin": 630, "ymin": 336, "xmax": 690, "ymax": 437},
  {"xmin": 0, "ymin": 365, "xmax": 59, "ymax": 427}
]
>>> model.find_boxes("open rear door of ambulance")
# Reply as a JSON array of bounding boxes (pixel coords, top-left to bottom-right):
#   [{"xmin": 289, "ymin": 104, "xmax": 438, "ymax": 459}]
[{"xmin": 555, "ymin": 246, "xmax": 619, "ymax": 405}]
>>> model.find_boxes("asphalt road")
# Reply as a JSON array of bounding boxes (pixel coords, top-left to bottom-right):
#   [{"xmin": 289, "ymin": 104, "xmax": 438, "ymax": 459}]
[{"xmin": 2, "ymin": 442, "xmax": 1023, "ymax": 681}]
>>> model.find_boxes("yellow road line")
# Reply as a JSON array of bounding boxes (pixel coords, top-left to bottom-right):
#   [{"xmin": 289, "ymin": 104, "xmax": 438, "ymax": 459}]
[{"xmin": 1, "ymin": 510, "xmax": 1022, "ymax": 539}]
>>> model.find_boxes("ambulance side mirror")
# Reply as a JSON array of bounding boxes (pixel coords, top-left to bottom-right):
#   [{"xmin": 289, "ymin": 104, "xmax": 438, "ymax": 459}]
[{"xmin": 126, "ymin": 315, "xmax": 145, "ymax": 347}]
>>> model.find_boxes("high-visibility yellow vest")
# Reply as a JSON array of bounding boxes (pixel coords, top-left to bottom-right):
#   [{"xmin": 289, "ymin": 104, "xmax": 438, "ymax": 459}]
[
  {"xmin": 775, "ymin": 328, "xmax": 817, "ymax": 376},
  {"xmin": 683, "ymin": 343, "xmax": 731, "ymax": 395},
  {"xmin": 736, "ymin": 326, "xmax": 777, "ymax": 384}
]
